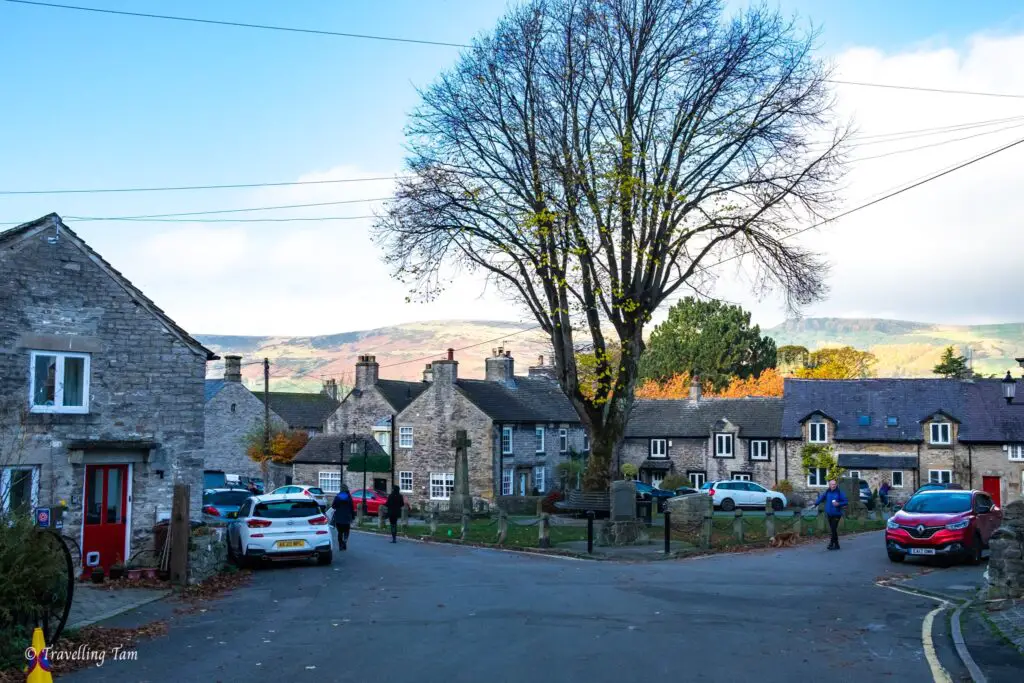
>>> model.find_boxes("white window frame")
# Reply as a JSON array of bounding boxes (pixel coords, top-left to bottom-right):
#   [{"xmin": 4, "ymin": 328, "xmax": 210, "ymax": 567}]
[
  {"xmin": 650, "ymin": 439, "xmax": 667, "ymax": 458},
  {"xmin": 1007, "ymin": 444, "xmax": 1024, "ymax": 462},
  {"xmin": 29, "ymin": 350, "xmax": 91, "ymax": 414},
  {"xmin": 929, "ymin": 469, "xmax": 952, "ymax": 485},
  {"xmin": 807, "ymin": 467, "xmax": 828, "ymax": 488},
  {"xmin": 891, "ymin": 471, "xmax": 904, "ymax": 488},
  {"xmin": 688, "ymin": 471, "xmax": 707, "ymax": 489},
  {"xmin": 501, "ymin": 426, "xmax": 513, "ymax": 455},
  {"xmin": 559, "ymin": 429, "xmax": 568, "ymax": 453},
  {"xmin": 429, "ymin": 472, "xmax": 454, "ymax": 500},
  {"xmin": 501, "ymin": 467, "xmax": 513, "ymax": 496},
  {"xmin": 929, "ymin": 422, "xmax": 951, "ymax": 445},
  {"xmin": 398, "ymin": 426, "xmax": 414, "ymax": 448},
  {"xmin": 847, "ymin": 470, "xmax": 861, "ymax": 481},
  {"xmin": 533, "ymin": 466, "xmax": 546, "ymax": 493},
  {"xmin": 373, "ymin": 428, "xmax": 391, "ymax": 455},
  {"xmin": 1, "ymin": 466, "xmax": 40, "ymax": 513},
  {"xmin": 714, "ymin": 433, "xmax": 733, "ymax": 458},
  {"xmin": 808, "ymin": 422, "xmax": 827, "ymax": 443},
  {"xmin": 750, "ymin": 440, "xmax": 769, "ymax": 461},
  {"xmin": 318, "ymin": 471, "xmax": 341, "ymax": 493},
  {"xmin": 398, "ymin": 471, "xmax": 414, "ymax": 493},
  {"xmin": 732, "ymin": 472, "xmax": 751, "ymax": 482},
  {"xmin": 535, "ymin": 426, "xmax": 545, "ymax": 453}
]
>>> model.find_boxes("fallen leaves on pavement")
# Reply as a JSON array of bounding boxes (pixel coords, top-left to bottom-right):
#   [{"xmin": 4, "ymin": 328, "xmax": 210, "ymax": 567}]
[{"xmin": 173, "ymin": 568, "xmax": 253, "ymax": 614}]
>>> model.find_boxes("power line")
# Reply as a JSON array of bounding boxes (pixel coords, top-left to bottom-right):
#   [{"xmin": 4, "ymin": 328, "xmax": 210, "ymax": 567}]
[
  {"xmin": 0, "ymin": 175, "xmax": 401, "ymax": 196},
  {"xmin": 66, "ymin": 196, "xmax": 392, "ymax": 220},
  {"xmin": 2, "ymin": 0, "xmax": 471, "ymax": 48},
  {"xmin": 828, "ymin": 78, "xmax": 1024, "ymax": 100},
  {"xmin": 849, "ymin": 120, "xmax": 1024, "ymax": 163}
]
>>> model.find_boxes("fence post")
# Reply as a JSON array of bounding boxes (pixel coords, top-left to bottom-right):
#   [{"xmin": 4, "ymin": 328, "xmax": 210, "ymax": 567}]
[
  {"xmin": 377, "ymin": 506, "xmax": 385, "ymax": 530},
  {"xmin": 793, "ymin": 510, "xmax": 802, "ymax": 538},
  {"xmin": 538, "ymin": 513, "xmax": 550, "ymax": 548},
  {"xmin": 536, "ymin": 497, "xmax": 544, "ymax": 516},
  {"xmin": 701, "ymin": 496, "xmax": 713, "ymax": 549},
  {"xmin": 733, "ymin": 508, "xmax": 744, "ymax": 544},
  {"xmin": 401, "ymin": 504, "xmax": 409, "ymax": 532},
  {"xmin": 356, "ymin": 502, "xmax": 365, "ymax": 527},
  {"xmin": 429, "ymin": 504, "xmax": 438, "ymax": 535},
  {"xmin": 496, "ymin": 509, "xmax": 508, "ymax": 545},
  {"xmin": 170, "ymin": 484, "xmax": 190, "ymax": 588},
  {"xmin": 663, "ymin": 510, "xmax": 671, "ymax": 554},
  {"xmin": 764, "ymin": 501, "xmax": 775, "ymax": 540},
  {"xmin": 586, "ymin": 511, "xmax": 594, "ymax": 554},
  {"xmin": 461, "ymin": 510, "xmax": 470, "ymax": 541}
]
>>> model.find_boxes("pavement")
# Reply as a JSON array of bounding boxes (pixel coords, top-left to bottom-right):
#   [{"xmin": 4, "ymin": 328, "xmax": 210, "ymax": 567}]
[
  {"xmin": 58, "ymin": 530, "xmax": 1023, "ymax": 683},
  {"xmin": 66, "ymin": 583, "xmax": 171, "ymax": 630}
]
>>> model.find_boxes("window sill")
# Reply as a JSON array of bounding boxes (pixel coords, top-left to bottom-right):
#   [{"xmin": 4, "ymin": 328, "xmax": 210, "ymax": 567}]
[
  {"xmin": 30, "ymin": 407, "xmax": 89, "ymax": 415},
  {"xmin": 713, "ymin": 454, "xmax": 735, "ymax": 459},
  {"xmin": 749, "ymin": 457, "xmax": 770, "ymax": 462},
  {"xmin": 807, "ymin": 440, "xmax": 828, "ymax": 445},
  {"xmin": 927, "ymin": 443, "xmax": 953, "ymax": 449}
]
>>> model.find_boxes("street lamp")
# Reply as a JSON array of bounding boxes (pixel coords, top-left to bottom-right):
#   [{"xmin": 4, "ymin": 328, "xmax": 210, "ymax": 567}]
[{"xmin": 1003, "ymin": 358, "xmax": 1024, "ymax": 404}]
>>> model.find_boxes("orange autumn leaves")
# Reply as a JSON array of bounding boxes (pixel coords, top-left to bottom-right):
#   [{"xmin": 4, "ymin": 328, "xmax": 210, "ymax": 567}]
[{"xmin": 636, "ymin": 368, "xmax": 784, "ymax": 399}]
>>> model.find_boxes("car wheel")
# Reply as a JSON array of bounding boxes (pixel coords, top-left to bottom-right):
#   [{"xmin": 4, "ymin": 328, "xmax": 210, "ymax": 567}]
[
  {"xmin": 720, "ymin": 498, "xmax": 735, "ymax": 512},
  {"xmin": 887, "ymin": 551, "xmax": 905, "ymax": 563},
  {"xmin": 771, "ymin": 498, "xmax": 784, "ymax": 512},
  {"xmin": 317, "ymin": 550, "xmax": 333, "ymax": 566},
  {"xmin": 969, "ymin": 534, "xmax": 983, "ymax": 565}
]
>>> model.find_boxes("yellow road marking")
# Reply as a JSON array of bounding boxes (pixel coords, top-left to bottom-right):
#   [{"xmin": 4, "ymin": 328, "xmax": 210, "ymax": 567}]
[{"xmin": 877, "ymin": 583, "xmax": 953, "ymax": 683}]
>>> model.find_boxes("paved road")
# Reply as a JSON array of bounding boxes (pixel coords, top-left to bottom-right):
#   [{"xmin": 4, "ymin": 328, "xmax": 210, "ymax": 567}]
[{"xmin": 66, "ymin": 531, "xmax": 977, "ymax": 683}]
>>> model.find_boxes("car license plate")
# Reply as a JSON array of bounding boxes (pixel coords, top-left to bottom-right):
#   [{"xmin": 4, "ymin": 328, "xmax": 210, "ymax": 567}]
[
  {"xmin": 276, "ymin": 540, "xmax": 304, "ymax": 549},
  {"xmin": 909, "ymin": 548, "xmax": 936, "ymax": 556}
]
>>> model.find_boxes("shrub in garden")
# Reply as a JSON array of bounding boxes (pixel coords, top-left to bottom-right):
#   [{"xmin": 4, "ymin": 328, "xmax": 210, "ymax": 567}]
[{"xmin": 775, "ymin": 479, "xmax": 794, "ymax": 496}]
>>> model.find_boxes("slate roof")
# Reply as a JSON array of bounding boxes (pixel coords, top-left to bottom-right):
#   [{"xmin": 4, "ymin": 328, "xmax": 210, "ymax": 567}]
[
  {"xmin": 204, "ymin": 379, "xmax": 225, "ymax": 403},
  {"xmin": 623, "ymin": 398, "xmax": 784, "ymax": 439},
  {"xmin": 375, "ymin": 379, "xmax": 430, "ymax": 412},
  {"xmin": 0, "ymin": 215, "xmax": 216, "ymax": 360},
  {"xmin": 837, "ymin": 454, "xmax": 918, "ymax": 470},
  {"xmin": 292, "ymin": 433, "xmax": 389, "ymax": 464},
  {"xmin": 781, "ymin": 378, "xmax": 1024, "ymax": 443},
  {"xmin": 255, "ymin": 392, "xmax": 340, "ymax": 431},
  {"xmin": 455, "ymin": 378, "xmax": 580, "ymax": 423}
]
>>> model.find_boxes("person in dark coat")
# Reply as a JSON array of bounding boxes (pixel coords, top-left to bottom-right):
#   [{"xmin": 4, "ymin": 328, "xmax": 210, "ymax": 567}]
[
  {"xmin": 331, "ymin": 485, "xmax": 355, "ymax": 550},
  {"xmin": 385, "ymin": 485, "xmax": 405, "ymax": 543},
  {"xmin": 813, "ymin": 479, "xmax": 849, "ymax": 550}
]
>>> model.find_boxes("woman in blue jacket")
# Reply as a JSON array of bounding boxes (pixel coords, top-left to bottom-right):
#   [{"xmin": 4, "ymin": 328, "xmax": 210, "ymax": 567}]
[{"xmin": 813, "ymin": 480, "xmax": 848, "ymax": 550}]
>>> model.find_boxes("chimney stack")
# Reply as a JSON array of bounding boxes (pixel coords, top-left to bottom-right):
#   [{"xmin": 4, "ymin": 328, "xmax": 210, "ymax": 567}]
[
  {"xmin": 355, "ymin": 354, "xmax": 379, "ymax": 389},
  {"xmin": 485, "ymin": 346, "xmax": 515, "ymax": 385},
  {"xmin": 422, "ymin": 363, "xmax": 433, "ymax": 383},
  {"xmin": 224, "ymin": 355, "xmax": 242, "ymax": 383},
  {"xmin": 527, "ymin": 353, "xmax": 556, "ymax": 381},
  {"xmin": 322, "ymin": 378, "xmax": 338, "ymax": 400},
  {"xmin": 689, "ymin": 376, "xmax": 702, "ymax": 401},
  {"xmin": 432, "ymin": 350, "xmax": 458, "ymax": 385}
]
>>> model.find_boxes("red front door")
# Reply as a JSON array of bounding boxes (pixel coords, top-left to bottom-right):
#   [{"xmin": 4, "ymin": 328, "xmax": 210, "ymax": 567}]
[
  {"xmin": 982, "ymin": 476, "xmax": 1001, "ymax": 507},
  {"xmin": 82, "ymin": 464, "xmax": 129, "ymax": 571}
]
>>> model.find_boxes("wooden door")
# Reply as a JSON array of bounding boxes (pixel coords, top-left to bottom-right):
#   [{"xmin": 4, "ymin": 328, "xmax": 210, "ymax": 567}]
[
  {"xmin": 82, "ymin": 464, "xmax": 129, "ymax": 571},
  {"xmin": 982, "ymin": 476, "xmax": 1001, "ymax": 507}
]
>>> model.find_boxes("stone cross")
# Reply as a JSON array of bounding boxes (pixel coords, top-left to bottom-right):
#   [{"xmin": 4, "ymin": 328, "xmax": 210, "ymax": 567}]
[{"xmin": 451, "ymin": 429, "xmax": 473, "ymax": 514}]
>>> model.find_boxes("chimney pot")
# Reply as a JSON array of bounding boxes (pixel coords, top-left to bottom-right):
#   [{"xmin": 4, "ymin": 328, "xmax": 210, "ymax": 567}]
[
  {"xmin": 538, "ymin": 355, "xmax": 544, "ymax": 365},
  {"xmin": 447, "ymin": 348, "xmax": 454, "ymax": 361},
  {"xmin": 224, "ymin": 355, "xmax": 242, "ymax": 383},
  {"xmin": 689, "ymin": 376, "xmax": 702, "ymax": 401}
]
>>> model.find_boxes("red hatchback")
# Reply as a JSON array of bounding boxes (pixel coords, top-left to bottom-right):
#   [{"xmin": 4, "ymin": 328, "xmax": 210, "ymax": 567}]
[
  {"xmin": 885, "ymin": 489, "xmax": 1002, "ymax": 564},
  {"xmin": 352, "ymin": 489, "xmax": 388, "ymax": 515}
]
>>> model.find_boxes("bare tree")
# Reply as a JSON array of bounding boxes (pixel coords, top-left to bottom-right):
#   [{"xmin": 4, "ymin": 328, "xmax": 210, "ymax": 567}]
[{"xmin": 374, "ymin": 0, "xmax": 847, "ymax": 490}]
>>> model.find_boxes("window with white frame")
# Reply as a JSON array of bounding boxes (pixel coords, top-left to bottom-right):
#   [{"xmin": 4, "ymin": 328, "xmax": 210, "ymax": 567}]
[
  {"xmin": 750, "ymin": 440, "xmax": 769, "ymax": 460},
  {"xmin": 1008, "ymin": 444, "xmax": 1024, "ymax": 462},
  {"xmin": 398, "ymin": 426, "xmax": 414, "ymax": 448},
  {"xmin": 688, "ymin": 471, "xmax": 707, "ymax": 488},
  {"xmin": 891, "ymin": 471, "xmax": 904, "ymax": 488},
  {"xmin": 399, "ymin": 471, "xmax": 414, "ymax": 493},
  {"xmin": 929, "ymin": 422, "xmax": 951, "ymax": 445},
  {"xmin": 650, "ymin": 439, "xmax": 667, "ymax": 458},
  {"xmin": 533, "ymin": 466, "xmax": 546, "ymax": 493},
  {"xmin": 501, "ymin": 426, "xmax": 513, "ymax": 455},
  {"xmin": 714, "ymin": 433, "xmax": 733, "ymax": 458},
  {"xmin": 847, "ymin": 470, "xmax": 861, "ymax": 481},
  {"xmin": 1, "ymin": 466, "xmax": 39, "ymax": 513},
  {"xmin": 501, "ymin": 467, "xmax": 513, "ymax": 496},
  {"xmin": 429, "ymin": 472, "xmax": 454, "ymax": 500},
  {"xmin": 318, "ymin": 471, "xmax": 341, "ymax": 493},
  {"xmin": 559, "ymin": 429, "xmax": 568, "ymax": 452},
  {"xmin": 808, "ymin": 422, "xmax": 827, "ymax": 443},
  {"xmin": 535, "ymin": 426, "xmax": 545, "ymax": 453},
  {"xmin": 582, "ymin": 433, "xmax": 590, "ymax": 452},
  {"xmin": 651, "ymin": 475, "xmax": 664, "ymax": 489},
  {"xmin": 29, "ymin": 351, "xmax": 90, "ymax": 413},
  {"xmin": 807, "ymin": 467, "xmax": 828, "ymax": 487},
  {"xmin": 929, "ymin": 469, "xmax": 952, "ymax": 484},
  {"xmin": 373, "ymin": 429, "xmax": 391, "ymax": 455},
  {"xmin": 732, "ymin": 472, "xmax": 751, "ymax": 481}
]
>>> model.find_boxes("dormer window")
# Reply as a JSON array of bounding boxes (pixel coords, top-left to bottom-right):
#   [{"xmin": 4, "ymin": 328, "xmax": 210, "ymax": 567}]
[
  {"xmin": 886, "ymin": 416, "xmax": 898, "ymax": 427},
  {"xmin": 929, "ymin": 422, "xmax": 951, "ymax": 445},
  {"xmin": 857, "ymin": 415, "xmax": 870, "ymax": 426},
  {"xmin": 809, "ymin": 422, "xmax": 827, "ymax": 443}
]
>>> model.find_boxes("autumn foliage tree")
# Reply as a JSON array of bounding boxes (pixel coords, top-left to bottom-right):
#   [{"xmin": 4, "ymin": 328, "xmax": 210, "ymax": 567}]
[
  {"xmin": 636, "ymin": 368, "xmax": 783, "ymax": 399},
  {"xmin": 244, "ymin": 425, "xmax": 309, "ymax": 487},
  {"xmin": 794, "ymin": 346, "xmax": 876, "ymax": 379}
]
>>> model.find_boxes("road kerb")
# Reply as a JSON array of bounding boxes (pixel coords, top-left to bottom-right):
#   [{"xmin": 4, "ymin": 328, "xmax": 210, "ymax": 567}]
[
  {"xmin": 877, "ymin": 582, "xmax": 953, "ymax": 683},
  {"xmin": 951, "ymin": 600, "xmax": 988, "ymax": 683}
]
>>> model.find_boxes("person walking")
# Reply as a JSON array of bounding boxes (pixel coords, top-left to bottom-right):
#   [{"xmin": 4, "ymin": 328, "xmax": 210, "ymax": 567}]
[
  {"xmin": 813, "ymin": 479, "xmax": 848, "ymax": 550},
  {"xmin": 879, "ymin": 480, "xmax": 891, "ymax": 508},
  {"xmin": 385, "ymin": 485, "xmax": 405, "ymax": 543},
  {"xmin": 331, "ymin": 485, "xmax": 355, "ymax": 551}
]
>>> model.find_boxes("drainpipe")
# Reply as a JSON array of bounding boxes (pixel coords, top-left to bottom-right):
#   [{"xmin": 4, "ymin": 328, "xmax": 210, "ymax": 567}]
[
  {"xmin": 915, "ymin": 443, "xmax": 921, "ymax": 489},
  {"xmin": 390, "ymin": 413, "xmax": 396, "ymax": 487},
  {"xmin": 968, "ymin": 444, "xmax": 972, "ymax": 489},
  {"xmin": 784, "ymin": 440, "xmax": 789, "ymax": 481}
]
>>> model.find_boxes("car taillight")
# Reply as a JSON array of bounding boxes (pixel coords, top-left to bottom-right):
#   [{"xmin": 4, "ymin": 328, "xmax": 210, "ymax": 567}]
[
  {"xmin": 708, "ymin": 489, "xmax": 715, "ymax": 497},
  {"xmin": 247, "ymin": 519, "xmax": 272, "ymax": 528},
  {"xmin": 203, "ymin": 506, "xmax": 220, "ymax": 516},
  {"xmin": 308, "ymin": 515, "xmax": 327, "ymax": 525},
  {"xmin": 304, "ymin": 490, "xmax": 313, "ymax": 497}
]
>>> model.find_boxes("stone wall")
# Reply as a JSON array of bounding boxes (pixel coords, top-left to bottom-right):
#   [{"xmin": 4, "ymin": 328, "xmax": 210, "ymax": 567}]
[
  {"xmin": 618, "ymin": 437, "xmax": 780, "ymax": 489},
  {"xmin": 966, "ymin": 445, "xmax": 1024, "ymax": 505},
  {"xmin": 188, "ymin": 526, "xmax": 228, "ymax": 585},
  {"xmin": 0, "ymin": 223, "xmax": 208, "ymax": 569},
  {"xmin": 987, "ymin": 500, "xmax": 1024, "ymax": 599},
  {"xmin": 204, "ymin": 382, "xmax": 286, "ymax": 481},
  {"xmin": 325, "ymin": 384, "xmax": 395, "ymax": 436},
  {"xmin": 497, "ymin": 422, "xmax": 587, "ymax": 494}
]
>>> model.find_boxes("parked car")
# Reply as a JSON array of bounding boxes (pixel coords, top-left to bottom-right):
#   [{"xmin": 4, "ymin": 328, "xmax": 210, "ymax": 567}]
[
  {"xmin": 202, "ymin": 488, "xmax": 253, "ymax": 522},
  {"xmin": 270, "ymin": 484, "xmax": 330, "ymax": 508},
  {"xmin": 226, "ymin": 494, "xmax": 333, "ymax": 567},
  {"xmin": 702, "ymin": 480, "xmax": 787, "ymax": 511},
  {"xmin": 674, "ymin": 487, "xmax": 700, "ymax": 497},
  {"xmin": 351, "ymin": 488, "xmax": 388, "ymax": 515},
  {"xmin": 885, "ymin": 489, "xmax": 1002, "ymax": 565},
  {"xmin": 633, "ymin": 481, "xmax": 675, "ymax": 501}
]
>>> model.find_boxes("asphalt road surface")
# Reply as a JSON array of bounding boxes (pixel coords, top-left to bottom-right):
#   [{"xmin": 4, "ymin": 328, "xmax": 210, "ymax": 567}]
[{"xmin": 66, "ymin": 531, "xmax": 981, "ymax": 683}]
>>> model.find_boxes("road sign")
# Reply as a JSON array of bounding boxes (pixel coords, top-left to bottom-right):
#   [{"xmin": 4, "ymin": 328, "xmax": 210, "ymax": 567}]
[{"xmin": 35, "ymin": 508, "xmax": 51, "ymax": 528}]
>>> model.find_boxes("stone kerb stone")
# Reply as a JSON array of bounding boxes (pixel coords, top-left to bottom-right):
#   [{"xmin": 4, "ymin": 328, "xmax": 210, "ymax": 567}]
[{"xmin": 986, "ymin": 500, "xmax": 1024, "ymax": 600}]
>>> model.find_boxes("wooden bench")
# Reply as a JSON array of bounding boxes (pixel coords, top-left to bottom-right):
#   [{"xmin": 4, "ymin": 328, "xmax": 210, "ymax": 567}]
[{"xmin": 554, "ymin": 490, "xmax": 610, "ymax": 516}]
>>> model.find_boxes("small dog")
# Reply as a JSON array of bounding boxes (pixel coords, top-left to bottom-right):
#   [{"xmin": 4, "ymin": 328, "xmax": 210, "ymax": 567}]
[{"xmin": 768, "ymin": 532, "xmax": 798, "ymax": 548}]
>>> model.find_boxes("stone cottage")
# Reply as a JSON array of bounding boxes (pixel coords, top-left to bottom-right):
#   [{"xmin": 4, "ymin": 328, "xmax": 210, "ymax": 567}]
[
  {"xmin": 619, "ymin": 380, "xmax": 784, "ymax": 490},
  {"xmin": 256, "ymin": 390, "xmax": 339, "ymax": 436},
  {"xmin": 0, "ymin": 215, "xmax": 214, "ymax": 571}
]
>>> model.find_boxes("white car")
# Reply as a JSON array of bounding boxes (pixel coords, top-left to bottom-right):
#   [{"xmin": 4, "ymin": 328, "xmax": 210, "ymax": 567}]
[
  {"xmin": 702, "ymin": 480, "xmax": 788, "ymax": 511},
  {"xmin": 270, "ymin": 484, "xmax": 330, "ymax": 508},
  {"xmin": 226, "ymin": 494, "xmax": 334, "ymax": 567}
]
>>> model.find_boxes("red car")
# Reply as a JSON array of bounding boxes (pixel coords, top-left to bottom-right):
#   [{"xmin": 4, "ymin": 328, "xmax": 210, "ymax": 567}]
[
  {"xmin": 351, "ymin": 489, "xmax": 388, "ymax": 515},
  {"xmin": 885, "ymin": 489, "xmax": 1002, "ymax": 564}
]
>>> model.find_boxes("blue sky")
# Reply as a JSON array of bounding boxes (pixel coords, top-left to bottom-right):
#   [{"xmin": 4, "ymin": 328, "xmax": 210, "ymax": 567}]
[{"xmin": 3, "ymin": 1, "xmax": 1024, "ymax": 334}]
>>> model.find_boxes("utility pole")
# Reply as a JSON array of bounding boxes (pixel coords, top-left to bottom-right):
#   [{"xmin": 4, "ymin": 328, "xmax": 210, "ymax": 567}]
[{"xmin": 263, "ymin": 358, "xmax": 270, "ymax": 474}]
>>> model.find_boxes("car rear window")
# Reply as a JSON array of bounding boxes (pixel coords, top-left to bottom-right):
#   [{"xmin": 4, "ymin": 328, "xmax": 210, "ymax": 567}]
[
  {"xmin": 700, "ymin": 482, "xmax": 712, "ymax": 490},
  {"xmin": 903, "ymin": 492, "xmax": 972, "ymax": 514},
  {"xmin": 205, "ymin": 491, "xmax": 252, "ymax": 506},
  {"xmin": 253, "ymin": 500, "xmax": 322, "ymax": 518},
  {"xmin": 308, "ymin": 487, "xmax": 325, "ymax": 495}
]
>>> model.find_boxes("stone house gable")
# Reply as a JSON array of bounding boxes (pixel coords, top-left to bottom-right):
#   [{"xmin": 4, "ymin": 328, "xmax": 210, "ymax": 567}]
[{"xmin": 0, "ymin": 215, "xmax": 213, "ymax": 571}]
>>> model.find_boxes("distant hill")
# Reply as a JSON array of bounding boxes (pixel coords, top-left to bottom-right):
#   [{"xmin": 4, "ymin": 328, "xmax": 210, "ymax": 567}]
[{"xmin": 197, "ymin": 317, "xmax": 1024, "ymax": 393}]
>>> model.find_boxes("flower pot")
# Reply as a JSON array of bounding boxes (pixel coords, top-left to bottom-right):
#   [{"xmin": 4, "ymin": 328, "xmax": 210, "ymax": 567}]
[
  {"xmin": 109, "ymin": 566, "xmax": 125, "ymax": 580},
  {"xmin": 142, "ymin": 568, "xmax": 158, "ymax": 580},
  {"xmin": 127, "ymin": 569, "xmax": 143, "ymax": 581},
  {"xmin": 90, "ymin": 569, "xmax": 105, "ymax": 584}
]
